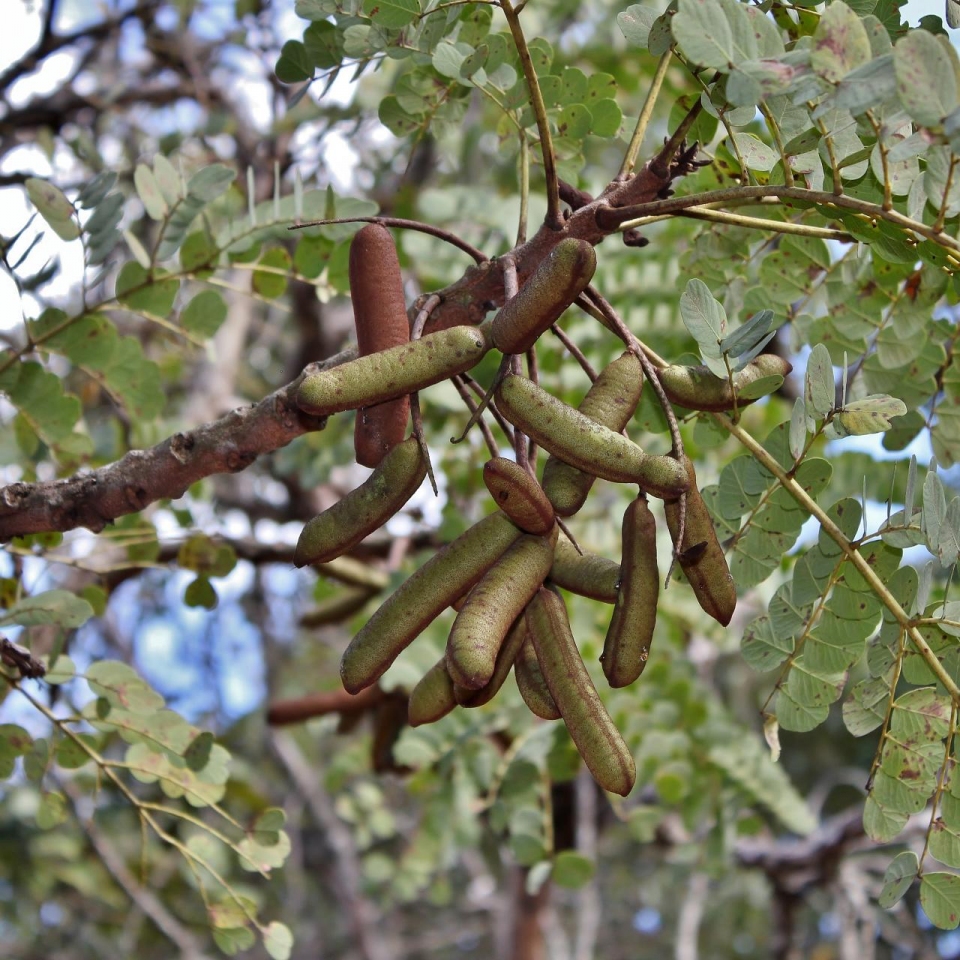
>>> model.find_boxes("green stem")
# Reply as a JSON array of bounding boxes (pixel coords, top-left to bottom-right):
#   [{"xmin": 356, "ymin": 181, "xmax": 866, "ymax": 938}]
[
  {"xmin": 595, "ymin": 184, "xmax": 960, "ymax": 254},
  {"xmin": 499, "ymin": 0, "xmax": 561, "ymax": 229},
  {"xmin": 619, "ymin": 52, "xmax": 671, "ymax": 179},
  {"xmin": 716, "ymin": 413, "xmax": 960, "ymax": 705}
]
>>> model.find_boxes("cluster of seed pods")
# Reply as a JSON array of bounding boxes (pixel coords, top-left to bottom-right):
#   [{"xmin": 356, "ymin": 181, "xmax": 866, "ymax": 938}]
[{"xmin": 291, "ymin": 223, "xmax": 788, "ymax": 795}]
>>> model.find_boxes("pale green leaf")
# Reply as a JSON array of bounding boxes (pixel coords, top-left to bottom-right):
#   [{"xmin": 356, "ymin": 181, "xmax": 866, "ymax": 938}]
[
  {"xmin": 894, "ymin": 30, "xmax": 959, "ymax": 129},
  {"xmin": 0, "ymin": 591, "xmax": 93, "ymax": 629},
  {"xmin": 920, "ymin": 872, "xmax": 960, "ymax": 930},
  {"xmin": 263, "ymin": 921, "xmax": 294, "ymax": 960},
  {"xmin": 878, "ymin": 851, "xmax": 919, "ymax": 908}
]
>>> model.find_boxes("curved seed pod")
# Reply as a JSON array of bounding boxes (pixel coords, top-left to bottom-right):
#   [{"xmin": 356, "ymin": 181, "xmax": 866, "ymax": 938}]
[
  {"xmin": 491, "ymin": 238, "xmax": 597, "ymax": 355},
  {"xmin": 542, "ymin": 352, "xmax": 645, "ymax": 516},
  {"xmin": 408, "ymin": 658, "xmax": 458, "ymax": 727},
  {"xmin": 340, "ymin": 511, "xmax": 522, "ymax": 694},
  {"xmin": 549, "ymin": 538, "xmax": 620, "ymax": 603},
  {"xmin": 294, "ymin": 437, "xmax": 426, "ymax": 567},
  {"xmin": 601, "ymin": 497, "xmax": 659, "ymax": 688},
  {"xmin": 658, "ymin": 354, "xmax": 792, "ymax": 412},
  {"xmin": 349, "ymin": 223, "xmax": 411, "ymax": 467},
  {"xmin": 455, "ymin": 613, "xmax": 527, "ymax": 707},
  {"xmin": 526, "ymin": 586, "xmax": 636, "ymax": 796},
  {"xmin": 446, "ymin": 529, "xmax": 558, "ymax": 690},
  {"xmin": 482, "ymin": 457, "xmax": 556, "ymax": 535},
  {"xmin": 298, "ymin": 324, "xmax": 491, "ymax": 416},
  {"xmin": 495, "ymin": 374, "xmax": 689, "ymax": 499},
  {"xmin": 663, "ymin": 456, "xmax": 737, "ymax": 626},
  {"xmin": 514, "ymin": 634, "xmax": 561, "ymax": 721}
]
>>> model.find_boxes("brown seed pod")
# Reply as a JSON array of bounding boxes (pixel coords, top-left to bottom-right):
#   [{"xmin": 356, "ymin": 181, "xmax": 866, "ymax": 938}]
[
  {"xmin": 408, "ymin": 658, "xmax": 458, "ymax": 727},
  {"xmin": 542, "ymin": 352, "xmax": 645, "ymax": 517},
  {"xmin": 446, "ymin": 529, "xmax": 557, "ymax": 690},
  {"xmin": 663, "ymin": 456, "xmax": 737, "ymax": 626},
  {"xmin": 526, "ymin": 586, "xmax": 636, "ymax": 796},
  {"xmin": 601, "ymin": 496, "xmax": 659, "ymax": 688},
  {"xmin": 339, "ymin": 511, "xmax": 522, "ymax": 694},
  {"xmin": 454, "ymin": 613, "xmax": 528, "ymax": 707},
  {"xmin": 549, "ymin": 538, "xmax": 620, "ymax": 603},
  {"xmin": 482, "ymin": 457, "xmax": 556, "ymax": 535},
  {"xmin": 514, "ymin": 634, "xmax": 561, "ymax": 721},
  {"xmin": 491, "ymin": 238, "xmax": 597, "ymax": 355},
  {"xmin": 294, "ymin": 437, "xmax": 426, "ymax": 567},
  {"xmin": 657, "ymin": 354, "xmax": 792, "ymax": 412},
  {"xmin": 495, "ymin": 374, "xmax": 688, "ymax": 499},
  {"xmin": 349, "ymin": 223, "xmax": 412, "ymax": 466}
]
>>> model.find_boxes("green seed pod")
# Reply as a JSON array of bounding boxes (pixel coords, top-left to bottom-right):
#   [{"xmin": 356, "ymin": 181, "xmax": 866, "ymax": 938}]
[
  {"xmin": 601, "ymin": 496, "xmax": 659, "ymax": 688},
  {"xmin": 526, "ymin": 586, "xmax": 636, "ymax": 796},
  {"xmin": 549, "ymin": 538, "xmax": 620, "ymax": 603},
  {"xmin": 298, "ymin": 324, "xmax": 491, "ymax": 417},
  {"xmin": 294, "ymin": 437, "xmax": 426, "ymax": 567},
  {"xmin": 514, "ymin": 634, "xmax": 561, "ymax": 721},
  {"xmin": 542, "ymin": 352, "xmax": 645, "ymax": 517},
  {"xmin": 340, "ymin": 511, "xmax": 522, "ymax": 694},
  {"xmin": 454, "ymin": 613, "xmax": 527, "ymax": 707},
  {"xmin": 495, "ymin": 374, "xmax": 689, "ymax": 500},
  {"xmin": 408, "ymin": 658, "xmax": 458, "ymax": 727},
  {"xmin": 663, "ymin": 456, "xmax": 737, "ymax": 626},
  {"xmin": 658, "ymin": 354, "xmax": 792, "ymax": 412},
  {"xmin": 482, "ymin": 457, "xmax": 556, "ymax": 535},
  {"xmin": 349, "ymin": 223, "xmax": 412, "ymax": 467},
  {"xmin": 491, "ymin": 238, "xmax": 597, "ymax": 355},
  {"xmin": 446, "ymin": 529, "xmax": 557, "ymax": 690}
]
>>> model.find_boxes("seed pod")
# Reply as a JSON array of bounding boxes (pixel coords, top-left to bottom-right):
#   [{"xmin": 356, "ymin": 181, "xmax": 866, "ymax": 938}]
[
  {"xmin": 298, "ymin": 324, "xmax": 491, "ymax": 416},
  {"xmin": 526, "ymin": 586, "xmax": 636, "ymax": 796},
  {"xmin": 514, "ymin": 634, "xmax": 561, "ymax": 721},
  {"xmin": 549, "ymin": 538, "xmax": 620, "ymax": 603},
  {"xmin": 408, "ymin": 658, "xmax": 458, "ymax": 727},
  {"xmin": 340, "ymin": 511, "xmax": 522, "ymax": 694},
  {"xmin": 491, "ymin": 238, "xmax": 597, "ymax": 355},
  {"xmin": 658, "ymin": 354, "xmax": 792, "ymax": 412},
  {"xmin": 294, "ymin": 437, "xmax": 426, "ymax": 567},
  {"xmin": 446, "ymin": 529, "xmax": 557, "ymax": 690},
  {"xmin": 482, "ymin": 457, "xmax": 556, "ymax": 535},
  {"xmin": 455, "ymin": 613, "xmax": 527, "ymax": 707},
  {"xmin": 349, "ymin": 223, "xmax": 411, "ymax": 466},
  {"xmin": 542, "ymin": 352, "xmax": 645, "ymax": 517},
  {"xmin": 663, "ymin": 456, "xmax": 737, "ymax": 626},
  {"xmin": 495, "ymin": 374, "xmax": 688, "ymax": 500},
  {"xmin": 601, "ymin": 496, "xmax": 659, "ymax": 688}
]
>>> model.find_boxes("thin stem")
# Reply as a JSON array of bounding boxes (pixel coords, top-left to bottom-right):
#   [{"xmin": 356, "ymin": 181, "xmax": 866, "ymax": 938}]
[
  {"xmin": 499, "ymin": 0, "xmax": 561, "ymax": 230},
  {"xmin": 759, "ymin": 102, "xmax": 794, "ymax": 188},
  {"xmin": 619, "ymin": 206, "xmax": 852, "ymax": 240},
  {"xmin": 451, "ymin": 375, "xmax": 500, "ymax": 458},
  {"xmin": 289, "ymin": 216, "xmax": 488, "ymax": 264},
  {"xmin": 551, "ymin": 324, "xmax": 597, "ymax": 381},
  {"xmin": 653, "ymin": 98, "xmax": 704, "ymax": 177},
  {"xmin": 517, "ymin": 134, "xmax": 530, "ymax": 245},
  {"xmin": 594, "ymin": 184, "xmax": 960, "ymax": 254},
  {"xmin": 619, "ymin": 52, "xmax": 672, "ymax": 179}
]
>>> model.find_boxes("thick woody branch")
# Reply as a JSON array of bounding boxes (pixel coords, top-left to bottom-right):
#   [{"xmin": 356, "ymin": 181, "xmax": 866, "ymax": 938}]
[
  {"xmin": 0, "ymin": 157, "xmax": 685, "ymax": 541},
  {"xmin": 0, "ymin": 352, "xmax": 351, "ymax": 541}
]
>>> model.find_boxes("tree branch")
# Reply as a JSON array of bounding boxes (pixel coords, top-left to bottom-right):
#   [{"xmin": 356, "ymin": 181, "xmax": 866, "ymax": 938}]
[
  {"xmin": 0, "ymin": 352, "xmax": 351, "ymax": 540},
  {"xmin": 0, "ymin": 150, "xmax": 691, "ymax": 541}
]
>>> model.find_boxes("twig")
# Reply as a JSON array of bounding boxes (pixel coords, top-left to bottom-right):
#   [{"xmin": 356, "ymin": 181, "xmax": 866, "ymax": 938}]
[
  {"xmin": 289, "ymin": 216, "xmax": 488, "ymax": 264},
  {"xmin": 500, "ymin": 0, "xmax": 562, "ymax": 230},
  {"xmin": 0, "ymin": 352, "xmax": 351, "ymax": 540},
  {"xmin": 619, "ymin": 51, "xmax": 672, "ymax": 179},
  {"xmin": 58, "ymin": 777, "xmax": 211, "ymax": 960}
]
